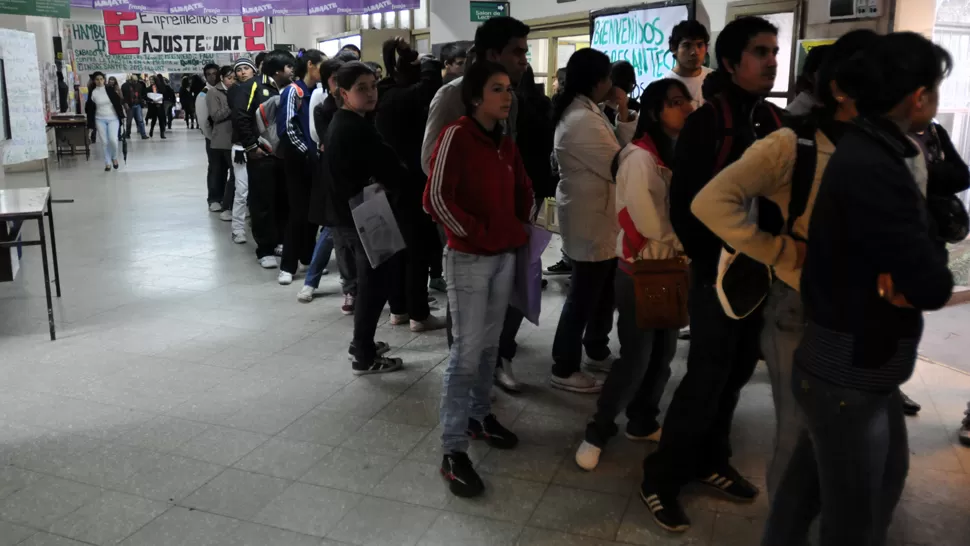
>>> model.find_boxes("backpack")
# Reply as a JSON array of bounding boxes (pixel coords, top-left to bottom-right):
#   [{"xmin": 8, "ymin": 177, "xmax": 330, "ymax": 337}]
[
  {"xmin": 256, "ymin": 82, "xmax": 304, "ymax": 158},
  {"xmin": 708, "ymin": 94, "xmax": 784, "ymax": 320}
]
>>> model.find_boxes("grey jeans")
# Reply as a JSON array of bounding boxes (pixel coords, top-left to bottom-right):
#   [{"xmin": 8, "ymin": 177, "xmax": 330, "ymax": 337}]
[{"xmin": 761, "ymin": 281, "xmax": 806, "ymax": 500}]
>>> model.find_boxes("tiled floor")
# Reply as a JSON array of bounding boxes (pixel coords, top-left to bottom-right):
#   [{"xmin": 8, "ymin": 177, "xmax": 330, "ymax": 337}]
[{"xmin": 0, "ymin": 129, "xmax": 968, "ymax": 545}]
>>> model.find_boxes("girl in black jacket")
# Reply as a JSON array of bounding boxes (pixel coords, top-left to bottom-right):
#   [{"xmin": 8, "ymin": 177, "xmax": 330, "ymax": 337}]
[{"xmin": 85, "ymin": 71, "xmax": 125, "ymax": 171}]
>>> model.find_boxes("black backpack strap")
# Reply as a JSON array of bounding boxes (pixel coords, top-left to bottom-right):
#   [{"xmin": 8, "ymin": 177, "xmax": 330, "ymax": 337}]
[{"xmin": 787, "ymin": 121, "xmax": 818, "ymax": 237}]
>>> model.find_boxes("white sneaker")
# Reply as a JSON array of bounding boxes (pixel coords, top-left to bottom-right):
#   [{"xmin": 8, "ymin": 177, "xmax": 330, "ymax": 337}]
[
  {"xmin": 297, "ymin": 285, "xmax": 315, "ymax": 303},
  {"xmin": 274, "ymin": 244, "xmax": 283, "ymax": 257},
  {"xmin": 389, "ymin": 313, "xmax": 410, "ymax": 326},
  {"xmin": 550, "ymin": 372, "xmax": 603, "ymax": 394},
  {"xmin": 278, "ymin": 271, "xmax": 293, "ymax": 285},
  {"xmin": 231, "ymin": 232, "xmax": 247, "ymax": 244},
  {"xmin": 219, "ymin": 210, "xmax": 232, "ymax": 222},
  {"xmin": 208, "ymin": 203, "xmax": 222, "ymax": 212},
  {"xmin": 409, "ymin": 315, "xmax": 446, "ymax": 332},
  {"xmin": 575, "ymin": 440, "xmax": 602, "ymax": 471},
  {"xmin": 494, "ymin": 359, "xmax": 521, "ymax": 393},
  {"xmin": 259, "ymin": 256, "xmax": 278, "ymax": 269},
  {"xmin": 297, "ymin": 263, "xmax": 309, "ymax": 275},
  {"xmin": 585, "ymin": 356, "xmax": 614, "ymax": 374}
]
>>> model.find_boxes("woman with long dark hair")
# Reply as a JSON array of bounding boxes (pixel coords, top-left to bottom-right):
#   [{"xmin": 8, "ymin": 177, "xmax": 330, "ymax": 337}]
[
  {"xmin": 691, "ymin": 29, "xmax": 879, "ymax": 502},
  {"xmin": 424, "ymin": 61, "xmax": 534, "ymax": 499},
  {"xmin": 278, "ymin": 49, "xmax": 326, "ymax": 286},
  {"xmin": 575, "ymin": 78, "xmax": 693, "ymax": 471},
  {"xmin": 147, "ymin": 74, "xmax": 167, "ymax": 139},
  {"xmin": 84, "ymin": 71, "xmax": 125, "ymax": 171},
  {"xmin": 549, "ymin": 48, "xmax": 637, "ymax": 394}
]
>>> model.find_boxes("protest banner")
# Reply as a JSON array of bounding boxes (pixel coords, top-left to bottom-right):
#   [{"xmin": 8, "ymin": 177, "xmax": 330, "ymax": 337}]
[
  {"xmin": 67, "ymin": 11, "xmax": 266, "ymax": 72},
  {"xmin": 590, "ymin": 4, "xmax": 691, "ymax": 99},
  {"xmin": 74, "ymin": 0, "xmax": 417, "ymax": 14}
]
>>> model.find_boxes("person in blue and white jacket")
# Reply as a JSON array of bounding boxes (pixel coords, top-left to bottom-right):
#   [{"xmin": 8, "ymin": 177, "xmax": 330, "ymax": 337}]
[{"xmin": 277, "ymin": 49, "xmax": 325, "ymax": 286}]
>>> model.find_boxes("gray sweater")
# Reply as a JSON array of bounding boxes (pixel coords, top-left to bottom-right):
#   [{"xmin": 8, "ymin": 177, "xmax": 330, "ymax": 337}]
[
  {"xmin": 421, "ymin": 76, "xmax": 518, "ymax": 175},
  {"xmin": 206, "ymin": 83, "xmax": 233, "ymax": 150}
]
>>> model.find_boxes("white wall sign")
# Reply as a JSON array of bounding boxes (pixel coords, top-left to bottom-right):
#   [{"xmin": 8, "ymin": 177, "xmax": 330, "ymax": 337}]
[
  {"xmin": 0, "ymin": 30, "xmax": 49, "ymax": 166},
  {"xmin": 590, "ymin": 4, "xmax": 691, "ymax": 98}
]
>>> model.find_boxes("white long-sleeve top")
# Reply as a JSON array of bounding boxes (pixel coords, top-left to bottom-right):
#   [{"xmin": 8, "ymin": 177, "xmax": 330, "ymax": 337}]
[{"xmin": 615, "ymin": 136, "xmax": 683, "ymax": 262}]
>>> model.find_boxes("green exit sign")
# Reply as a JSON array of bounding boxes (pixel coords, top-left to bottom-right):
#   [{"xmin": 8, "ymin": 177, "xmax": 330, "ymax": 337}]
[{"xmin": 470, "ymin": 1, "xmax": 510, "ymax": 23}]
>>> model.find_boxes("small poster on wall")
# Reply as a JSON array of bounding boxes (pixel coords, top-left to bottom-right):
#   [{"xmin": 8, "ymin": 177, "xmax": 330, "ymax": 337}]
[{"xmin": 0, "ymin": 29, "xmax": 48, "ymax": 166}]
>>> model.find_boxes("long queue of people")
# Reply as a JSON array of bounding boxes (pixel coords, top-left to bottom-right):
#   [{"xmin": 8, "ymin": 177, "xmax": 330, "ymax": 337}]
[{"xmin": 189, "ymin": 15, "xmax": 969, "ymax": 544}]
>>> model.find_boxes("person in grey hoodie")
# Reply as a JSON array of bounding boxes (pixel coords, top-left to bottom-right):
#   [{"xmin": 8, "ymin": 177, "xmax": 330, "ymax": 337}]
[
  {"xmin": 206, "ymin": 65, "xmax": 236, "ymax": 220},
  {"xmin": 420, "ymin": 16, "xmax": 530, "ymax": 393}
]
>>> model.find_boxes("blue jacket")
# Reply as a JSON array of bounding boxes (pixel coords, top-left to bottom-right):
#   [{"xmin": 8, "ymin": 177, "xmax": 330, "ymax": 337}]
[{"xmin": 277, "ymin": 79, "xmax": 312, "ymax": 154}]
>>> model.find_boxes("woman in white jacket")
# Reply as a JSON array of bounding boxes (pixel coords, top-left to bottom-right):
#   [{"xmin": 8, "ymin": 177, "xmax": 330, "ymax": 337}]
[
  {"xmin": 550, "ymin": 48, "xmax": 638, "ymax": 393},
  {"xmin": 575, "ymin": 78, "xmax": 694, "ymax": 470}
]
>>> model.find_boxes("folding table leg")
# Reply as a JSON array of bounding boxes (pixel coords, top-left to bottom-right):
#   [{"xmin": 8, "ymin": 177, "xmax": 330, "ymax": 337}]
[
  {"xmin": 46, "ymin": 197, "xmax": 62, "ymax": 298},
  {"xmin": 37, "ymin": 216, "xmax": 55, "ymax": 341}
]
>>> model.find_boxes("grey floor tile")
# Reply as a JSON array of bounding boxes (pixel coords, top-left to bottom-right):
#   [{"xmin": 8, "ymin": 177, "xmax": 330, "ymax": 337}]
[
  {"xmin": 445, "ymin": 473, "xmax": 547, "ymax": 524},
  {"xmin": 0, "ymin": 475, "xmax": 103, "ymax": 529},
  {"xmin": 512, "ymin": 412, "xmax": 584, "ymax": 449},
  {"xmin": 478, "ymin": 442, "xmax": 569, "ymax": 484},
  {"xmin": 181, "ymin": 468, "xmax": 292, "ymax": 520},
  {"xmin": 113, "ymin": 452, "xmax": 224, "ymax": 502},
  {"xmin": 254, "ymin": 482, "xmax": 362, "ymax": 537},
  {"xmin": 892, "ymin": 499, "xmax": 970, "ymax": 546},
  {"xmin": 119, "ymin": 506, "xmax": 241, "ymax": 546},
  {"xmin": 374, "ymin": 395, "xmax": 441, "ymax": 428},
  {"xmin": 298, "ymin": 447, "xmax": 400, "ymax": 494},
  {"xmin": 0, "ymin": 520, "xmax": 35, "ymax": 546},
  {"xmin": 327, "ymin": 496, "xmax": 440, "ymax": 546},
  {"xmin": 17, "ymin": 534, "xmax": 91, "ymax": 546},
  {"xmin": 115, "ymin": 416, "xmax": 212, "ymax": 453},
  {"xmin": 551, "ymin": 440, "xmax": 647, "ymax": 495},
  {"xmin": 0, "ymin": 466, "xmax": 44, "ymax": 501},
  {"xmin": 171, "ymin": 426, "xmax": 269, "ymax": 466},
  {"xmin": 529, "ymin": 485, "xmax": 627, "ymax": 540},
  {"xmin": 317, "ymin": 384, "xmax": 400, "ymax": 418},
  {"xmin": 516, "ymin": 527, "xmax": 622, "ymax": 546},
  {"xmin": 372, "ymin": 460, "xmax": 453, "ymax": 509},
  {"xmin": 279, "ymin": 409, "xmax": 370, "ymax": 446},
  {"xmin": 340, "ymin": 419, "xmax": 431, "ymax": 457},
  {"xmin": 416, "ymin": 512, "xmax": 523, "ymax": 546},
  {"xmin": 227, "ymin": 522, "xmax": 326, "ymax": 546},
  {"xmin": 709, "ymin": 513, "xmax": 765, "ymax": 546},
  {"xmin": 50, "ymin": 443, "xmax": 159, "ymax": 489},
  {"xmin": 233, "ymin": 437, "xmax": 333, "ymax": 480},
  {"xmin": 48, "ymin": 491, "xmax": 169, "ymax": 546}
]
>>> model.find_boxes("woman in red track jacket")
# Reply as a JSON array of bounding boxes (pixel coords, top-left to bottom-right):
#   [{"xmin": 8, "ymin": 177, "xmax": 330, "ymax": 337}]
[{"xmin": 423, "ymin": 61, "xmax": 534, "ymax": 500}]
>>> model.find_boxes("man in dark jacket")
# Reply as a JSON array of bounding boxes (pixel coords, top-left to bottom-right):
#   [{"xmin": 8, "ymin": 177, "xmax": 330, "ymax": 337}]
[
  {"xmin": 640, "ymin": 16, "xmax": 785, "ymax": 532},
  {"xmin": 229, "ymin": 52, "xmax": 294, "ymax": 266},
  {"xmin": 121, "ymin": 74, "xmax": 148, "ymax": 139},
  {"xmin": 376, "ymin": 37, "xmax": 445, "ymax": 333}
]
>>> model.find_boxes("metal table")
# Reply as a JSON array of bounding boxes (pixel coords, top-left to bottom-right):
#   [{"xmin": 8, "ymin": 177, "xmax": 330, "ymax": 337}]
[{"xmin": 0, "ymin": 188, "xmax": 62, "ymax": 340}]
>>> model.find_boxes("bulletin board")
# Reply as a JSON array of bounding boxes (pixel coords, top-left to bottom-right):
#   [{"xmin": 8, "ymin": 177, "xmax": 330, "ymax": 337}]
[{"xmin": 0, "ymin": 30, "xmax": 48, "ymax": 166}]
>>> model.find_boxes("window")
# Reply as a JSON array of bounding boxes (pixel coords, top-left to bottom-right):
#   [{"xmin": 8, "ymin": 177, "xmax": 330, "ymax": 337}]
[
  {"xmin": 371, "ymin": 13, "xmax": 382, "ymax": 29},
  {"xmin": 413, "ymin": 0, "xmax": 428, "ymax": 29},
  {"xmin": 345, "ymin": 0, "xmax": 427, "ymax": 31},
  {"xmin": 761, "ymin": 11, "xmax": 794, "ymax": 98},
  {"xmin": 399, "ymin": 9, "xmax": 411, "ymax": 30}
]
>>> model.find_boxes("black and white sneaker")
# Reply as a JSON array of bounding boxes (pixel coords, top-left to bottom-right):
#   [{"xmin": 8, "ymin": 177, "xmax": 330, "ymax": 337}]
[
  {"xmin": 467, "ymin": 414, "xmax": 518, "ymax": 449},
  {"xmin": 351, "ymin": 356, "xmax": 402, "ymax": 375},
  {"xmin": 441, "ymin": 452, "xmax": 484, "ymax": 498},
  {"xmin": 348, "ymin": 341, "xmax": 390, "ymax": 359},
  {"xmin": 697, "ymin": 465, "xmax": 759, "ymax": 502},
  {"xmin": 640, "ymin": 482, "xmax": 690, "ymax": 532},
  {"xmin": 543, "ymin": 259, "xmax": 572, "ymax": 275}
]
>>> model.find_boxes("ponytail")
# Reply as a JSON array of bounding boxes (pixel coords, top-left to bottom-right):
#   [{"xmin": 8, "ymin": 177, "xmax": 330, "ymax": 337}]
[
  {"xmin": 551, "ymin": 89, "xmax": 578, "ymax": 127},
  {"xmin": 552, "ymin": 48, "xmax": 612, "ymax": 127}
]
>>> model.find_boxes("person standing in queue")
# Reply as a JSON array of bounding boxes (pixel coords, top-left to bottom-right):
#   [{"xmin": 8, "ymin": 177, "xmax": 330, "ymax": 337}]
[
  {"xmin": 425, "ymin": 61, "xmax": 534, "ymax": 499},
  {"xmin": 278, "ymin": 49, "xmax": 326, "ymax": 286},
  {"xmin": 206, "ymin": 66, "xmax": 236, "ymax": 221},
  {"xmin": 376, "ymin": 37, "xmax": 446, "ymax": 332},
  {"xmin": 325, "ymin": 61, "xmax": 409, "ymax": 374}
]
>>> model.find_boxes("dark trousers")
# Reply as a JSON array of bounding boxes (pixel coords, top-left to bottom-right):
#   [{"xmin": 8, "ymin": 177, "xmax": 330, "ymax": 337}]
[
  {"xmin": 280, "ymin": 144, "xmax": 317, "ymax": 274},
  {"xmin": 343, "ymin": 228, "xmax": 403, "ymax": 363},
  {"xmin": 148, "ymin": 105, "xmax": 165, "ymax": 137},
  {"xmin": 642, "ymin": 277, "xmax": 762, "ymax": 494},
  {"xmin": 164, "ymin": 101, "xmax": 174, "ymax": 129},
  {"xmin": 331, "ymin": 226, "xmax": 359, "ymax": 296},
  {"xmin": 247, "ymin": 156, "xmax": 287, "ymax": 259},
  {"xmin": 429, "ymin": 228, "xmax": 444, "ymax": 279},
  {"xmin": 587, "ymin": 269, "xmax": 678, "ymax": 446},
  {"xmin": 762, "ymin": 367, "xmax": 908, "ymax": 546},
  {"xmin": 551, "ymin": 258, "xmax": 617, "ymax": 377},
  {"xmin": 392, "ymin": 204, "xmax": 436, "ymax": 321},
  {"xmin": 206, "ymin": 140, "xmax": 233, "ymax": 206}
]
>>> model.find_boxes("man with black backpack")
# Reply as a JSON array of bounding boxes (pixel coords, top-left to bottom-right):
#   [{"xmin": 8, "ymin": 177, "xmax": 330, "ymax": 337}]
[{"xmin": 638, "ymin": 17, "xmax": 785, "ymax": 532}]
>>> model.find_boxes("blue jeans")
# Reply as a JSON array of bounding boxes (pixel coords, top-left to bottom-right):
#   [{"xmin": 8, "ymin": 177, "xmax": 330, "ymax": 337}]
[
  {"xmin": 762, "ymin": 366, "xmax": 908, "ymax": 546},
  {"xmin": 95, "ymin": 117, "xmax": 120, "ymax": 165},
  {"xmin": 760, "ymin": 282, "xmax": 806, "ymax": 500},
  {"xmin": 127, "ymin": 103, "xmax": 146, "ymax": 137},
  {"xmin": 440, "ymin": 250, "xmax": 515, "ymax": 453},
  {"xmin": 304, "ymin": 227, "xmax": 334, "ymax": 289}
]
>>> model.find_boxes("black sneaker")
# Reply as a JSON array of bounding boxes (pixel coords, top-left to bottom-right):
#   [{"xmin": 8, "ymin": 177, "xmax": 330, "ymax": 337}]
[
  {"xmin": 639, "ymin": 481, "xmax": 690, "ymax": 532},
  {"xmin": 544, "ymin": 259, "xmax": 572, "ymax": 275},
  {"xmin": 351, "ymin": 356, "xmax": 402, "ymax": 375},
  {"xmin": 901, "ymin": 391, "xmax": 921, "ymax": 416},
  {"xmin": 348, "ymin": 341, "xmax": 390, "ymax": 358},
  {"xmin": 467, "ymin": 414, "xmax": 518, "ymax": 449},
  {"xmin": 696, "ymin": 465, "xmax": 759, "ymax": 502},
  {"xmin": 441, "ymin": 452, "xmax": 484, "ymax": 498}
]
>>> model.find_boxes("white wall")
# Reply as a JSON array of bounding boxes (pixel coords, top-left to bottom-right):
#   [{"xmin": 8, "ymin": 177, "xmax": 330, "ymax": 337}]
[
  {"xmin": 430, "ymin": 0, "xmax": 731, "ymax": 44},
  {"xmin": 270, "ymin": 15, "xmax": 345, "ymax": 48}
]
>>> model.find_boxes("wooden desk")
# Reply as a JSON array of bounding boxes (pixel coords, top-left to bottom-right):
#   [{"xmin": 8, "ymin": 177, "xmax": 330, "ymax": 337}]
[{"xmin": 0, "ymin": 188, "xmax": 62, "ymax": 340}]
